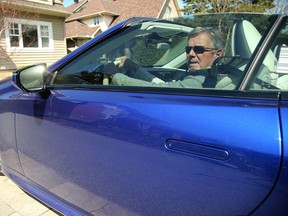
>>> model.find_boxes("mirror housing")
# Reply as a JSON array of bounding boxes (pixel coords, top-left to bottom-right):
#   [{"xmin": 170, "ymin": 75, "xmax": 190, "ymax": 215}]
[{"xmin": 13, "ymin": 63, "xmax": 47, "ymax": 93}]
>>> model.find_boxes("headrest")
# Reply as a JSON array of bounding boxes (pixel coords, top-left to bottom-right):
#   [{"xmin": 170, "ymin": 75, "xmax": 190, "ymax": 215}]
[
  {"xmin": 231, "ymin": 20, "xmax": 261, "ymax": 59},
  {"xmin": 231, "ymin": 20, "xmax": 277, "ymax": 73}
]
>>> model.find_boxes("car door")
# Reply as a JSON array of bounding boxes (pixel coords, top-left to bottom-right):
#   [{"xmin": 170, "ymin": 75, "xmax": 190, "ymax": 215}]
[
  {"xmin": 249, "ymin": 16, "xmax": 288, "ymax": 216},
  {"xmin": 14, "ymin": 87, "xmax": 281, "ymax": 216},
  {"xmin": 0, "ymin": 82, "xmax": 23, "ymax": 175},
  {"xmin": 13, "ymin": 15, "xmax": 283, "ymax": 216}
]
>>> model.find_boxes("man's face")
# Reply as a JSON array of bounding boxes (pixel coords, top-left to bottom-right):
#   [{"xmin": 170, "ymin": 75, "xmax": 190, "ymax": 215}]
[{"xmin": 186, "ymin": 32, "xmax": 222, "ymax": 71}]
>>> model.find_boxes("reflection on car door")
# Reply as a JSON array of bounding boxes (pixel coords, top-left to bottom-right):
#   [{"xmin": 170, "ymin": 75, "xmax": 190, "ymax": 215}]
[
  {"xmin": 14, "ymin": 89, "xmax": 281, "ymax": 216},
  {"xmin": 250, "ymin": 93, "xmax": 288, "ymax": 216}
]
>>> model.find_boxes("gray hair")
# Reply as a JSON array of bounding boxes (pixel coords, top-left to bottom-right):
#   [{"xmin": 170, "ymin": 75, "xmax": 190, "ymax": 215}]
[{"xmin": 188, "ymin": 27, "xmax": 224, "ymax": 51}]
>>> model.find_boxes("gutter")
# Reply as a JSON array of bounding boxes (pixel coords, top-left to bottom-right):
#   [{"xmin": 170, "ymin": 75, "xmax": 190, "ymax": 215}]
[
  {"xmin": 23, "ymin": 6, "xmax": 72, "ymax": 17},
  {"xmin": 66, "ymin": 11, "xmax": 120, "ymax": 22},
  {"xmin": 2, "ymin": 0, "xmax": 72, "ymax": 18}
]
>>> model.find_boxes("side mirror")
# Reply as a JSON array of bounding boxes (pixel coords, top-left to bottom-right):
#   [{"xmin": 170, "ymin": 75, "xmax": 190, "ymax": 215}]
[{"xmin": 13, "ymin": 63, "xmax": 47, "ymax": 92}]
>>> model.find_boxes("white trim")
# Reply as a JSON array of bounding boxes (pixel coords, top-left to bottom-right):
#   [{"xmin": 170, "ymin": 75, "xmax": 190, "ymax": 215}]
[
  {"xmin": 157, "ymin": 0, "xmax": 169, "ymax": 18},
  {"xmin": 72, "ymin": 0, "xmax": 88, "ymax": 14},
  {"xmin": 5, "ymin": 18, "xmax": 54, "ymax": 52},
  {"xmin": 26, "ymin": 0, "xmax": 53, "ymax": 5}
]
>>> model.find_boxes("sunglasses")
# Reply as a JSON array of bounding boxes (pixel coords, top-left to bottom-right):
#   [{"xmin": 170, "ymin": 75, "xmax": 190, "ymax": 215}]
[{"xmin": 185, "ymin": 45, "xmax": 218, "ymax": 54}]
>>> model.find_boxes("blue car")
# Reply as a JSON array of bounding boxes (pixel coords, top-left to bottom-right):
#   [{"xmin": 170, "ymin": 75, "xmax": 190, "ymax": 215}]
[{"xmin": 0, "ymin": 13, "xmax": 288, "ymax": 216}]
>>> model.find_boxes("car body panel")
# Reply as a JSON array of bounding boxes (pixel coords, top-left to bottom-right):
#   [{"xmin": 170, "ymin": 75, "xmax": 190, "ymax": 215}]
[
  {"xmin": 251, "ymin": 94, "xmax": 288, "ymax": 216},
  {"xmin": 0, "ymin": 82, "xmax": 23, "ymax": 174},
  {"xmin": 5, "ymin": 87, "xmax": 280, "ymax": 215}
]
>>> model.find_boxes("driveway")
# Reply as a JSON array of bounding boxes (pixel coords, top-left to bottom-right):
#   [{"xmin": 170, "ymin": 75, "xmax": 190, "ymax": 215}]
[{"xmin": 0, "ymin": 173, "xmax": 60, "ymax": 216}]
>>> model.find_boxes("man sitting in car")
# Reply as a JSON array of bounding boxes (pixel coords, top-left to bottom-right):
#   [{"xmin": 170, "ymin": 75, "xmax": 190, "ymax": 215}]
[{"xmin": 110, "ymin": 27, "xmax": 224, "ymax": 88}]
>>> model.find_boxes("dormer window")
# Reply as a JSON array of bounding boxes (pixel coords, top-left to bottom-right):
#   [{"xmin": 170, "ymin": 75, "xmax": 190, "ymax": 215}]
[{"xmin": 94, "ymin": 17, "xmax": 100, "ymax": 25}]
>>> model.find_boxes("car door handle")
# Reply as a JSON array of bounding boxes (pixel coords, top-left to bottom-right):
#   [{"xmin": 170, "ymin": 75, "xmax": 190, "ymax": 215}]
[{"xmin": 165, "ymin": 139, "xmax": 229, "ymax": 161}]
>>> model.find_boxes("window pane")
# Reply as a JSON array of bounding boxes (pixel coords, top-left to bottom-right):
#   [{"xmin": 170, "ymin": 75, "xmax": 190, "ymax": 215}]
[
  {"xmin": 22, "ymin": 24, "xmax": 38, "ymax": 48},
  {"xmin": 40, "ymin": 25, "xmax": 49, "ymax": 37},
  {"xmin": 9, "ymin": 23, "xmax": 19, "ymax": 34},
  {"xmin": 94, "ymin": 17, "xmax": 99, "ymax": 25},
  {"xmin": 250, "ymin": 20, "xmax": 288, "ymax": 91},
  {"xmin": 40, "ymin": 25, "xmax": 49, "ymax": 47},
  {"xmin": 53, "ymin": 14, "xmax": 273, "ymax": 90},
  {"xmin": 10, "ymin": 36, "xmax": 19, "ymax": 47},
  {"xmin": 42, "ymin": 38, "xmax": 49, "ymax": 47},
  {"xmin": 9, "ymin": 23, "xmax": 20, "ymax": 47}
]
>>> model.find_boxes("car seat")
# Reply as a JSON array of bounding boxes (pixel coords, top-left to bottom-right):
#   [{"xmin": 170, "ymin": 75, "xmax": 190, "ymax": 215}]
[{"xmin": 216, "ymin": 19, "xmax": 278, "ymax": 90}]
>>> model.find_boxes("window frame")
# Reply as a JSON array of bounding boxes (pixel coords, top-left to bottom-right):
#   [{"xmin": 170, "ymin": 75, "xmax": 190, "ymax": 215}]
[
  {"xmin": 48, "ymin": 15, "xmax": 285, "ymax": 97},
  {"xmin": 5, "ymin": 18, "xmax": 54, "ymax": 52}
]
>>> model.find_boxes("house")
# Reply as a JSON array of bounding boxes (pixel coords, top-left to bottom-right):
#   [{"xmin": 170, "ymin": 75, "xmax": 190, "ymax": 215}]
[
  {"xmin": 0, "ymin": 0, "xmax": 71, "ymax": 73},
  {"xmin": 65, "ymin": 0, "xmax": 182, "ymax": 53}
]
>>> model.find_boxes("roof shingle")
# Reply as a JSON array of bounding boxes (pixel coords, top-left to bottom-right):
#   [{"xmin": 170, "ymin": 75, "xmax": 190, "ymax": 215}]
[
  {"xmin": 66, "ymin": 20, "xmax": 100, "ymax": 38},
  {"xmin": 66, "ymin": 0, "xmax": 170, "ymax": 23},
  {"xmin": 65, "ymin": 0, "xmax": 181, "ymax": 38}
]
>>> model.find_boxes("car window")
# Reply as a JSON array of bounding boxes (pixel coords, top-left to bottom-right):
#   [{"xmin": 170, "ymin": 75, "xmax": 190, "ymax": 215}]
[
  {"xmin": 250, "ymin": 19, "xmax": 288, "ymax": 91},
  {"xmin": 50, "ymin": 14, "xmax": 273, "ymax": 91}
]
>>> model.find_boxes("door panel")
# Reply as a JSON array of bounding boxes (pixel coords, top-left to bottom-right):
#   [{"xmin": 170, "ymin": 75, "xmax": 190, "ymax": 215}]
[
  {"xmin": 15, "ymin": 89, "xmax": 281, "ymax": 216},
  {"xmin": 0, "ymin": 84, "xmax": 23, "ymax": 175},
  {"xmin": 252, "ymin": 97, "xmax": 288, "ymax": 216}
]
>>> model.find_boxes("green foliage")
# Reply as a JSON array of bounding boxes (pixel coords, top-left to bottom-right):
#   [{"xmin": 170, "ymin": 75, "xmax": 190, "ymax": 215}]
[
  {"xmin": 172, "ymin": 13, "xmax": 273, "ymax": 56},
  {"xmin": 181, "ymin": 0, "xmax": 275, "ymax": 14},
  {"xmin": 173, "ymin": 13, "xmax": 271, "ymax": 34}
]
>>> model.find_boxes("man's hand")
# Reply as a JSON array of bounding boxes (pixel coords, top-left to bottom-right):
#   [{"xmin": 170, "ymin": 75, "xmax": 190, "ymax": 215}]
[
  {"xmin": 101, "ymin": 62, "xmax": 119, "ymax": 85},
  {"xmin": 115, "ymin": 56, "xmax": 140, "ymax": 71},
  {"xmin": 102, "ymin": 62, "xmax": 118, "ymax": 75}
]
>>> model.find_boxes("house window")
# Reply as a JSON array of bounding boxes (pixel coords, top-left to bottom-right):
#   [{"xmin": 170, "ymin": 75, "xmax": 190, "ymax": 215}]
[
  {"xmin": 22, "ymin": 24, "xmax": 38, "ymax": 47},
  {"xmin": 9, "ymin": 23, "xmax": 20, "ymax": 47},
  {"xmin": 40, "ymin": 25, "xmax": 49, "ymax": 47},
  {"xmin": 5, "ymin": 18, "xmax": 53, "ymax": 52},
  {"xmin": 94, "ymin": 17, "xmax": 100, "ymax": 25}
]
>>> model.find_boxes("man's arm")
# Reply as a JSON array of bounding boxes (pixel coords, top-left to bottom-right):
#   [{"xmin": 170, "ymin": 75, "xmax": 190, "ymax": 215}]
[{"xmin": 111, "ymin": 73, "xmax": 205, "ymax": 88}]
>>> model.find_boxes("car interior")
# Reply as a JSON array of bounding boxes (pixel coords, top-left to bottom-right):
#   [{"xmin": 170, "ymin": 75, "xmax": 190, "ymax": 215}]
[{"xmin": 49, "ymin": 16, "xmax": 287, "ymax": 91}]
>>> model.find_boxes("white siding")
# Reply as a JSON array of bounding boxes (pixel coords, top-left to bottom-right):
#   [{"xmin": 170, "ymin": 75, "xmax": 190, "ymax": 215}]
[{"xmin": 1, "ymin": 14, "xmax": 66, "ymax": 70}]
